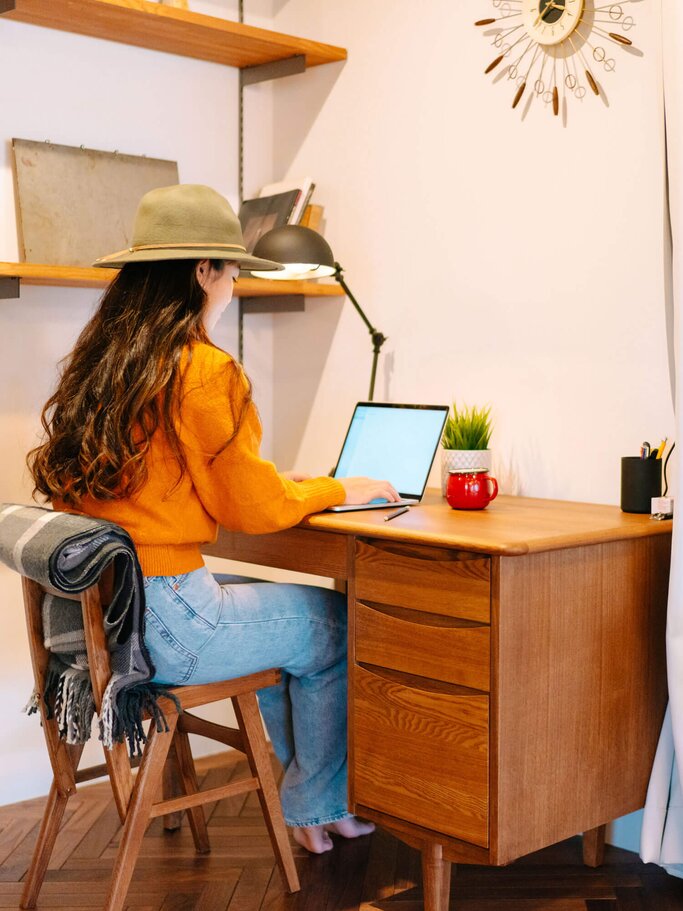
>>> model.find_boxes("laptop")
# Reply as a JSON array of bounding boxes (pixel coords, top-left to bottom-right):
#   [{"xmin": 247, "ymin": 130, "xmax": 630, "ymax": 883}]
[{"xmin": 328, "ymin": 402, "xmax": 449, "ymax": 512}]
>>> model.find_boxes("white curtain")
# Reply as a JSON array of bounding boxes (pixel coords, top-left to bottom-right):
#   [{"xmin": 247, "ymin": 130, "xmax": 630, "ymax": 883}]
[{"xmin": 640, "ymin": 0, "xmax": 683, "ymax": 874}]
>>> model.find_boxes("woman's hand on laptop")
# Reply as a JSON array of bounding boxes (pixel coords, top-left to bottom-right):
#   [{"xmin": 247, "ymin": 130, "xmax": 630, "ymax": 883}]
[{"xmin": 339, "ymin": 477, "xmax": 400, "ymax": 505}]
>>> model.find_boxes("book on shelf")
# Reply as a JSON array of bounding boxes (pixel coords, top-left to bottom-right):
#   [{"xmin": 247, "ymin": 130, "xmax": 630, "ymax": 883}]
[
  {"xmin": 299, "ymin": 204, "xmax": 324, "ymax": 232},
  {"xmin": 259, "ymin": 176, "xmax": 315, "ymax": 225},
  {"xmin": 238, "ymin": 189, "xmax": 300, "ymax": 253}
]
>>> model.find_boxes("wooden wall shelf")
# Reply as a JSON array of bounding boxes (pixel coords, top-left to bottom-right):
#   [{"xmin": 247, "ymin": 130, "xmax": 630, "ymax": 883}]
[
  {"xmin": 0, "ymin": 2, "xmax": 347, "ymax": 315},
  {"xmin": 0, "ymin": 262, "xmax": 344, "ymax": 299},
  {"xmin": 0, "ymin": 0, "xmax": 347, "ymax": 69}
]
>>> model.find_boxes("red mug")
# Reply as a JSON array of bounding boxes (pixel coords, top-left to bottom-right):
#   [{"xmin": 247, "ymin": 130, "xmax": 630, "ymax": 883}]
[{"xmin": 446, "ymin": 468, "xmax": 498, "ymax": 510}]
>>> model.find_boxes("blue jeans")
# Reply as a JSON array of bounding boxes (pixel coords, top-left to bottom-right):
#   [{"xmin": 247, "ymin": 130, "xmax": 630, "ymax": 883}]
[{"xmin": 142, "ymin": 566, "xmax": 350, "ymax": 827}]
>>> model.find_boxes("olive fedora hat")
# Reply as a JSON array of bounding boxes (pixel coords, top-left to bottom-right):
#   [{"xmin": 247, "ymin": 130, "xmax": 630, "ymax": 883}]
[{"xmin": 93, "ymin": 184, "xmax": 283, "ymax": 272}]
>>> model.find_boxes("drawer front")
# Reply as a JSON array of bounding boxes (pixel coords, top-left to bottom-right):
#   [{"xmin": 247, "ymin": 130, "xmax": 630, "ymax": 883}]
[
  {"xmin": 354, "ymin": 539, "xmax": 490, "ymax": 622},
  {"xmin": 352, "ymin": 664, "xmax": 489, "ymax": 846},
  {"xmin": 355, "ymin": 600, "xmax": 490, "ymax": 691}
]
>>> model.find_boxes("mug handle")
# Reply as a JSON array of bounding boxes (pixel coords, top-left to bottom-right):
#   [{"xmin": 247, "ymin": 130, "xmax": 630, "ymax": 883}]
[{"xmin": 486, "ymin": 477, "xmax": 499, "ymax": 502}]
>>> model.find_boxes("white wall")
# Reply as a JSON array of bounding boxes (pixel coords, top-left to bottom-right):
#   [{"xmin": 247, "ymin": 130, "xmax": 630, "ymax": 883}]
[
  {"xmin": 267, "ymin": 1, "xmax": 674, "ymax": 504},
  {"xmin": 0, "ymin": 0, "xmax": 673, "ymax": 856},
  {"xmin": 264, "ymin": 0, "xmax": 671, "ymax": 852}
]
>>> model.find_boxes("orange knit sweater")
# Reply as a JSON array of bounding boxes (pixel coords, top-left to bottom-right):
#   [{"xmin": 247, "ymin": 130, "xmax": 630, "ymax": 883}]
[{"xmin": 60, "ymin": 343, "xmax": 345, "ymax": 576}]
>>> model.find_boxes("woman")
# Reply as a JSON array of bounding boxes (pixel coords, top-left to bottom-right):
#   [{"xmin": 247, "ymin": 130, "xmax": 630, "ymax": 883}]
[{"xmin": 28, "ymin": 184, "xmax": 399, "ymax": 854}]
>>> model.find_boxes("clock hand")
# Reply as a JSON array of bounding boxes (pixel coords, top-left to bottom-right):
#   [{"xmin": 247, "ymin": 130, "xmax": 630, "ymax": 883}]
[
  {"xmin": 533, "ymin": 1, "xmax": 561, "ymax": 27},
  {"xmin": 533, "ymin": 7, "xmax": 551, "ymax": 27}
]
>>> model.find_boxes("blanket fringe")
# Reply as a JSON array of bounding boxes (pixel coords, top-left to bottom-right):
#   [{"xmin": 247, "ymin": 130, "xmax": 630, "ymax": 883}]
[
  {"xmin": 23, "ymin": 689, "xmax": 41, "ymax": 716},
  {"xmin": 31, "ymin": 660, "xmax": 180, "ymax": 755},
  {"xmin": 52, "ymin": 667, "xmax": 95, "ymax": 744},
  {"xmin": 100, "ymin": 684, "xmax": 180, "ymax": 755}
]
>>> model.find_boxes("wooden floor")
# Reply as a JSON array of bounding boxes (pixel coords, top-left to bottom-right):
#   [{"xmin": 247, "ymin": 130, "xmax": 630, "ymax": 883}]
[{"xmin": 1, "ymin": 751, "xmax": 683, "ymax": 911}]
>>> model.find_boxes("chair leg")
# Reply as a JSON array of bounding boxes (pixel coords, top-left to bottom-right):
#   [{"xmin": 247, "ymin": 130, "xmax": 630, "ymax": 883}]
[
  {"xmin": 21, "ymin": 741, "xmax": 84, "ymax": 910},
  {"xmin": 161, "ymin": 752, "xmax": 183, "ymax": 832},
  {"xmin": 171, "ymin": 728, "xmax": 210, "ymax": 854},
  {"xmin": 103, "ymin": 741, "xmax": 134, "ymax": 825},
  {"xmin": 104, "ymin": 715, "xmax": 178, "ymax": 911},
  {"xmin": 20, "ymin": 781, "xmax": 71, "ymax": 909},
  {"xmin": 233, "ymin": 691, "xmax": 300, "ymax": 894}
]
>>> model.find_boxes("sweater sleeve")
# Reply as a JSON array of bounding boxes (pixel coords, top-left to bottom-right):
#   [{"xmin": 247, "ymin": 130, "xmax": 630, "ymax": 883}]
[{"xmin": 178, "ymin": 346, "xmax": 345, "ymax": 533}]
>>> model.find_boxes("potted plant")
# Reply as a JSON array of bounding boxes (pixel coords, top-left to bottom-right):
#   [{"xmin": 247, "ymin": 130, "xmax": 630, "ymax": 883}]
[{"xmin": 440, "ymin": 402, "xmax": 493, "ymax": 495}]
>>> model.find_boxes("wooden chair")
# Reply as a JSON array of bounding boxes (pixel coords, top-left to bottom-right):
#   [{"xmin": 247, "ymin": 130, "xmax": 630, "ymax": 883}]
[{"xmin": 19, "ymin": 566, "xmax": 300, "ymax": 911}]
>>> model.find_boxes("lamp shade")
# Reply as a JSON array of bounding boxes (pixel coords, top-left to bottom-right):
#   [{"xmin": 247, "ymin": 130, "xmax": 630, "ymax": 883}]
[{"xmin": 251, "ymin": 225, "xmax": 337, "ymax": 280}]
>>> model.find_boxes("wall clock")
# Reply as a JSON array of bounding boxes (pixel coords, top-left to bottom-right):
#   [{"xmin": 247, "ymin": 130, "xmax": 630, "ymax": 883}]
[{"xmin": 475, "ymin": 1, "xmax": 639, "ymax": 116}]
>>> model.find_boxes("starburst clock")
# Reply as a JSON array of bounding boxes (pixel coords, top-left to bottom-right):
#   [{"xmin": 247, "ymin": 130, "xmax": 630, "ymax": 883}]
[{"xmin": 475, "ymin": 0, "xmax": 639, "ymax": 116}]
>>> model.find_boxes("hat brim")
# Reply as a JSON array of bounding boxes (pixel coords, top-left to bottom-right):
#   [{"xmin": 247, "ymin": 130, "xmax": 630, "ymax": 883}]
[{"xmin": 92, "ymin": 247, "xmax": 284, "ymax": 273}]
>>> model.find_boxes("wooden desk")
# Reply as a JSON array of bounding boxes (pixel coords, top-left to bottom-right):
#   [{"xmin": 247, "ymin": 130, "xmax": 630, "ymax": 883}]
[{"xmin": 203, "ymin": 493, "xmax": 671, "ymax": 911}]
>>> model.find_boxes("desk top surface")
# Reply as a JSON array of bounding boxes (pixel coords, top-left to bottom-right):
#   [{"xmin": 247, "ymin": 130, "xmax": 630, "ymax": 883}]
[{"xmin": 298, "ymin": 491, "xmax": 672, "ymax": 556}]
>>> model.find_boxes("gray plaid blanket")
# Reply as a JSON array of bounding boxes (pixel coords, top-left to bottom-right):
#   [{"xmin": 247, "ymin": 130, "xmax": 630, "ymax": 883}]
[{"xmin": 0, "ymin": 503, "xmax": 173, "ymax": 753}]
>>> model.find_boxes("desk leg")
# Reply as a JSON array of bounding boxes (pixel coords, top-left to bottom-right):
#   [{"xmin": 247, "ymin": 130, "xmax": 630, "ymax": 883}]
[
  {"xmin": 582, "ymin": 824, "xmax": 606, "ymax": 867},
  {"xmin": 422, "ymin": 843, "xmax": 451, "ymax": 911}
]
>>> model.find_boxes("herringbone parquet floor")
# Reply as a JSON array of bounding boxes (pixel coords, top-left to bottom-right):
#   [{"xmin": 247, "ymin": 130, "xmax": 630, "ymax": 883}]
[{"xmin": 1, "ymin": 751, "xmax": 683, "ymax": 911}]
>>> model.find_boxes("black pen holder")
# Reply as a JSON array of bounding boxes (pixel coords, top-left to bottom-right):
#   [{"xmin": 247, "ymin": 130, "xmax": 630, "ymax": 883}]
[{"xmin": 621, "ymin": 456, "xmax": 662, "ymax": 514}]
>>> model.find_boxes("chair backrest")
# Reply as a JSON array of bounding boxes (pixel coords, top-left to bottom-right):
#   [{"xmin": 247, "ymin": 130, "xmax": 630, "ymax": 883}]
[{"xmin": 21, "ymin": 567, "xmax": 134, "ymax": 820}]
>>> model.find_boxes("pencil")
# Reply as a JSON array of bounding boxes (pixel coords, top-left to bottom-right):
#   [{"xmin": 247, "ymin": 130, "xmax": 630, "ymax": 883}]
[{"xmin": 384, "ymin": 506, "xmax": 410, "ymax": 522}]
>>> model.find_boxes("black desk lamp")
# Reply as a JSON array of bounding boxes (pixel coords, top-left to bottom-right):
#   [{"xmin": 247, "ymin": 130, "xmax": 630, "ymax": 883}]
[{"xmin": 251, "ymin": 225, "xmax": 387, "ymax": 401}]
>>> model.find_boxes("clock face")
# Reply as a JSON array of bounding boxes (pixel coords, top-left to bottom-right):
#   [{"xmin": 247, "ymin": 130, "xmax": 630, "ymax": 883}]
[
  {"xmin": 476, "ymin": 0, "xmax": 638, "ymax": 118},
  {"xmin": 521, "ymin": 0, "xmax": 585, "ymax": 46}
]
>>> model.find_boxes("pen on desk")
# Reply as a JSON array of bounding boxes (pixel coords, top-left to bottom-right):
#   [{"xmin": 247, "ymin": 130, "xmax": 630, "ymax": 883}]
[{"xmin": 384, "ymin": 506, "xmax": 410, "ymax": 522}]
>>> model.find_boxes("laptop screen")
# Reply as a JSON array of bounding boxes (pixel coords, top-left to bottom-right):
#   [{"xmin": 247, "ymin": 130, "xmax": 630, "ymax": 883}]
[{"xmin": 332, "ymin": 403, "xmax": 449, "ymax": 499}]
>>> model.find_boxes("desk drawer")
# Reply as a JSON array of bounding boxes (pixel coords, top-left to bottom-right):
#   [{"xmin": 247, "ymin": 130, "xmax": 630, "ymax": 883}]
[
  {"xmin": 354, "ymin": 539, "xmax": 490, "ymax": 622},
  {"xmin": 355, "ymin": 601, "xmax": 490, "ymax": 691},
  {"xmin": 352, "ymin": 664, "xmax": 489, "ymax": 846}
]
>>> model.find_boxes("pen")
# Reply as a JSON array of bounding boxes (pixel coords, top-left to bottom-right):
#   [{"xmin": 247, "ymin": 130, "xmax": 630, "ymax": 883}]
[
  {"xmin": 384, "ymin": 506, "xmax": 410, "ymax": 522},
  {"xmin": 640, "ymin": 442, "xmax": 651, "ymax": 459}
]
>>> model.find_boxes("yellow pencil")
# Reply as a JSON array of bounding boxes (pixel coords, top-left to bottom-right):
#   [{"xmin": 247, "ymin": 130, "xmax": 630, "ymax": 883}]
[{"xmin": 656, "ymin": 438, "xmax": 667, "ymax": 459}]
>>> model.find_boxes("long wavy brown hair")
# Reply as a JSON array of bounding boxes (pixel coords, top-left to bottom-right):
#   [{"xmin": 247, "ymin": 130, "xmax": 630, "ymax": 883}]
[{"xmin": 28, "ymin": 259, "xmax": 250, "ymax": 508}]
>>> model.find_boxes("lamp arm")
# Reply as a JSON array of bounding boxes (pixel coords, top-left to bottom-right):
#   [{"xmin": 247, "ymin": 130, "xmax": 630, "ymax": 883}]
[
  {"xmin": 334, "ymin": 263, "xmax": 387, "ymax": 351},
  {"xmin": 334, "ymin": 262, "xmax": 387, "ymax": 401}
]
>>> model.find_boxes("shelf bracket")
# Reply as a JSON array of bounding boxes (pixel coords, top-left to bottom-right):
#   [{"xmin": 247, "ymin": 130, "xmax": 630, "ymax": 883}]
[
  {"xmin": 0, "ymin": 277, "xmax": 20, "ymax": 299},
  {"xmin": 240, "ymin": 54, "xmax": 306, "ymax": 87},
  {"xmin": 240, "ymin": 295, "xmax": 305, "ymax": 315}
]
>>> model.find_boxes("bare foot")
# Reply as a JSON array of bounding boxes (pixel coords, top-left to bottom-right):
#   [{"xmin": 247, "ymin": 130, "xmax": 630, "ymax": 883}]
[
  {"xmin": 292, "ymin": 825, "xmax": 334, "ymax": 854},
  {"xmin": 291, "ymin": 817, "xmax": 375, "ymax": 854},
  {"xmin": 325, "ymin": 817, "xmax": 376, "ymax": 839}
]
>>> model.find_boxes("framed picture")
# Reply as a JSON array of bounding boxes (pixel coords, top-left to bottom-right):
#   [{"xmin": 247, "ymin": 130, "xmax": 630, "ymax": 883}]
[{"xmin": 238, "ymin": 191, "xmax": 300, "ymax": 253}]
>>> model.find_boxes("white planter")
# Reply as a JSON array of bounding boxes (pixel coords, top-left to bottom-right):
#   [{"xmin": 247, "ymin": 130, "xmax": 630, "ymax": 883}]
[{"xmin": 440, "ymin": 448, "xmax": 492, "ymax": 496}]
